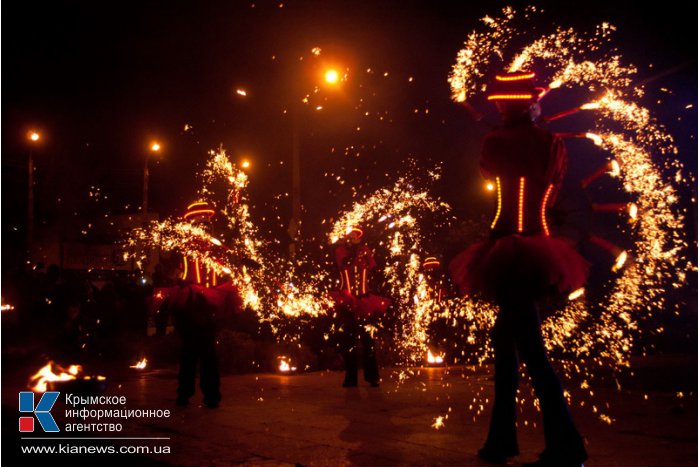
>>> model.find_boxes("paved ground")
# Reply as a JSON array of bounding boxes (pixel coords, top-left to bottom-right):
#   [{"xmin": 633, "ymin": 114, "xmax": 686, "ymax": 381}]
[{"xmin": 2, "ymin": 359, "xmax": 696, "ymax": 466}]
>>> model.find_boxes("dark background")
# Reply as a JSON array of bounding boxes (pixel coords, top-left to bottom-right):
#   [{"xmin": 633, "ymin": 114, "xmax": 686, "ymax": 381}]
[{"xmin": 2, "ymin": 0, "xmax": 697, "ymax": 272}]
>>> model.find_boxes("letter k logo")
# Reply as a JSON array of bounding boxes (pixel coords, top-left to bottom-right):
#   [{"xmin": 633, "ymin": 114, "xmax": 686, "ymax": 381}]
[{"xmin": 19, "ymin": 392, "xmax": 60, "ymax": 432}]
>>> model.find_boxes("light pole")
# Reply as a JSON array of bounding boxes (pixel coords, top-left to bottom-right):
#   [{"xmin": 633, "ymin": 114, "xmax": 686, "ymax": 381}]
[
  {"xmin": 288, "ymin": 67, "xmax": 342, "ymax": 258},
  {"xmin": 143, "ymin": 142, "xmax": 161, "ymax": 215},
  {"xmin": 27, "ymin": 131, "xmax": 40, "ymax": 251}
]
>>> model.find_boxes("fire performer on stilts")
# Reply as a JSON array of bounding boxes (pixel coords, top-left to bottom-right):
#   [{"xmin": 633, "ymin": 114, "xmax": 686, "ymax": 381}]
[
  {"xmin": 171, "ymin": 201, "xmax": 242, "ymax": 408},
  {"xmin": 330, "ymin": 227, "xmax": 390, "ymax": 388},
  {"xmin": 449, "ymin": 72, "xmax": 589, "ymax": 466}
]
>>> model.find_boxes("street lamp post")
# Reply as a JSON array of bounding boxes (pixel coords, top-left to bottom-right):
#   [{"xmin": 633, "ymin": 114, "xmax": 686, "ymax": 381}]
[
  {"xmin": 27, "ymin": 131, "xmax": 40, "ymax": 251},
  {"xmin": 143, "ymin": 142, "xmax": 160, "ymax": 215},
  {"xmin": 288, "ymin": 67, "xmax": 342, "ymax": 259}
]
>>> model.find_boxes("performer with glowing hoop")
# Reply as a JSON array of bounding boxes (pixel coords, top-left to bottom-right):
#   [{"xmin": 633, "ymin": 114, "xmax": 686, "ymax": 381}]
[
  {"xmin": 171, "ymin": 201, "xmax": 242, "ymax": 408},
  {"xmin": 449, "ymin": 72, "xmax": 588, "ymax": 466},
  {"xmin": 330, "ymin": 226, "xmax": 390, "ymax": 388}
]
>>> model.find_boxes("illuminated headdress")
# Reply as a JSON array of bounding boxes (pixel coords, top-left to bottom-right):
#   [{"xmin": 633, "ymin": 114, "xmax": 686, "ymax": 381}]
[
  {"xmin": 487, "ymin": 71, "xmax": 542, "ymax": 102},
  {"xmin": 422, "ymin": 256, "xmax": 440, "ymax": 270},
  {"xmin": 346, "ymin": 226, "xmax": 363, "ymax": 238},
  {"xmin": 184, "ymin": 201, "xmax": 215, "ymax": 222}
]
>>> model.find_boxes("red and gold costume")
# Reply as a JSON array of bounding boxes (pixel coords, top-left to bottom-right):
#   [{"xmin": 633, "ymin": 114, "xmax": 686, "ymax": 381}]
[
  {"xmin": 421, "ymin": 257, "xmax": 446, "ymax": 304},
  {"xmin": 453, "ymin": 72, "xmax": 588, "ymax": 465},
  {"xmin": 449, "ymin": 80, "xmax": 588, "ymax": 300},
  {"xmin": 329, "ymin": 229, "xmax": 390, "ymax": 317},
  {"xmin": 154, "ymin": 202, "xmax": 242, "ymax": 316},
  {"xmin": 329, "ymin": 227, "xmax": 388, "ymax": 387}
]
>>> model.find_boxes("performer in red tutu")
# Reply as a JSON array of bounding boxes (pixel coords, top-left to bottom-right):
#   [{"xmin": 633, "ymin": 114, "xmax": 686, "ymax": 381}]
[
  {"xmin": 330, "ymin": 226, "xmax": 390, "ymax": 387},
  {"xmin": 421, "ymin": 256, "xmax": 446, "ymax": 305},
  {"xmin": 170, "ymin": 201, "xmax": 242, "ymax": 408},
  {"xmin": 449, "ymin": 72, "xmax": 588, "ymax": 466}
]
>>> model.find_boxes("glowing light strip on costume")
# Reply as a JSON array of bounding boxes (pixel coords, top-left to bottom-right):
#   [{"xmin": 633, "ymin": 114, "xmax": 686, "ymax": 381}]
[
  {"xmin": 194, "ymin": 258, "xmax": 201, "ymax": 284},
  {"xmin": 343, "ymin": 270, "xmax": 351, "ymax": 293},
  {"xmin": 517, "ymin": 177, "xmax": 525, "ymax": 233},
  {"xmin": 541, "ymin": 184, "xmax": 554, "ymax": 236},
  {"xmin": 211, "ymin": 270, "xmax": 217, "ymax": 286},
  {"xmin": 187, "ymin": 201, "xmax": 208, "ymax": 210},
  {"xmin": 495, "ymin": 72, "xmax": 535, "ymax": 81},
  {"xmin": 182, "ymin": 257, "xmax": 188, "ymax": 280},
  {"xmin": 350, "ymin": 227, "xmax": 363, "ymax": 237},
  {"xmin": 353, "ymin": 266, "xmax": 358, "ymax": 295},
  {"xmin": 487, "ymin": 94, "xmax": 534, "ymax": 100},
  {"xmin": 361, "ymin": 269, "xmax": 367, "ymax": 294},
  {"xmin": 490, "ymin": 177, "xmax": 502, "ymax": 229},
  {"xmin": 184, "ymin": 209, "xmax": 215, "ymax": 220}
]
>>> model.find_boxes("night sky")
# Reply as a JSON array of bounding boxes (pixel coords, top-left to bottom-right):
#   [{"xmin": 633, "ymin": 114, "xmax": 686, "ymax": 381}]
[{"xmin": 2, "ymin": 0, "xmax": 697, "ymax": 271}]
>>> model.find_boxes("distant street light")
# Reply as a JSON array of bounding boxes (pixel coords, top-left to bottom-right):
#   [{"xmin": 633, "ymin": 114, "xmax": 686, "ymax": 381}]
[
  {"xmin": 27, "ymin": 130, "xmax": 41, "ymax": 252},
  {"xmin": 143, "ymin": 141, "xmax": 161, "ymax": 214},
  {"xmin": 241, "ymin": 160, "xmax": 251, "ymax": 169},
  {"xmin": 324, "ymin": 69, "xmax": 340, "ymax": 85}
]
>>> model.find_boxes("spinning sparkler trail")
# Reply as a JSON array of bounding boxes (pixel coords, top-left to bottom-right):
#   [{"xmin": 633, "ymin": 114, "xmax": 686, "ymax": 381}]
[
  {"xmin": 438, "ymin": 5, "xmax": 695, "ymax": 425},
  {"xmin": 129, "ymin": 148, "xmax": 334, "ymax": 338}
]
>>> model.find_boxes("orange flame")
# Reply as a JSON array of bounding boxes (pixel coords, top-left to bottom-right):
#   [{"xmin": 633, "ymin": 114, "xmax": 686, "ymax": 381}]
[
  {"xmin": 278, "ymin": 357, "xmax": 297, "ymax": 373},
  {"xmin": 130, "ymin": 358, "xmax": 148, "ymax": 370},
  {"xmin": 29, "ymin": 362, "xmax": 82, "ymax": 393},
  {"xmin": 427, "ymin": 350, "xmax": 445, "ymax": 365}
]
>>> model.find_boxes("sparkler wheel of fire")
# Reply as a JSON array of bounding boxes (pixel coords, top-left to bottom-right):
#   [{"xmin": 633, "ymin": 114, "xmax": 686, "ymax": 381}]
[{"xmin": 448, "ymin": 6, "xmax": 690, "ymax": 371}]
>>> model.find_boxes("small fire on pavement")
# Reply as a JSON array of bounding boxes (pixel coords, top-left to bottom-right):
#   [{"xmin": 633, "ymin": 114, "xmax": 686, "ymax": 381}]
[
  {"xmin": 426, "ymin": 349, "xmax": 445, "ymax": 366},
  {"xmin": 277, "ymin": 356, "xmax": 297, "ymax": 373},
  {"xmin": 130, "ymin": 358, "xmax": 148, "ymax": 370},
  {"xmin": 28, "ymin": 361, "xmax": 106, "ymax": 393}
]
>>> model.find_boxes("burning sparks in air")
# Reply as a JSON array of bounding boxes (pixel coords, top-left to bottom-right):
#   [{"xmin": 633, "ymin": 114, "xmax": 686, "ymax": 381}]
[
  {"xmin": 431, "ymin": 415, "xmax": 446, "ymax": 429},
  {"xmin": 128, "ymin": 147, "xmax": 334, "ymax": 339},
  {"xmin": 612, "ymin": 251, "xmax": 628, "ymax": 272},
  {"xmin": 329, "ymin": 166, "xmax": 451, "ymax": 362},
  {"xmin": 585, "ymin": 133, "xmax": 603, "ymax": 146},
  {"xmin": 568, "ymin": 288, "xmax": 585, "ymax": 301}
]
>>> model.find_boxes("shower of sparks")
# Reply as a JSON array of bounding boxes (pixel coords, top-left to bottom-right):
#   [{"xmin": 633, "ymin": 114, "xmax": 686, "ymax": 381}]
[
  {"xmin": 447, "ymin": 6, "xmax": 693, "ymax": 424},
  {"xmin": 328, "ymin": 164, "xmax": 453, "ymax": 363},
  {"xmin": 431, "ymin": 415, "xmax": 446, "ymax": 430},
  {"xmin": 128, "ymin": 147, "xmax": 334, "ymax": 338}
]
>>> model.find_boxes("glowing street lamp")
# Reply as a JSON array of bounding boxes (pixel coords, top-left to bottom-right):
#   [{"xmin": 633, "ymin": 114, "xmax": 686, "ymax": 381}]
[
  {"xmin": 241, "ymin": 160, "xmax": 251, "ymax": 169},
  {"xmin": 143, "ymin": 141, "xmax": 161, "ymax": 214},
  {"xmin": 324, "ymin": 68, "xmax": 340, "ymax": 85}
]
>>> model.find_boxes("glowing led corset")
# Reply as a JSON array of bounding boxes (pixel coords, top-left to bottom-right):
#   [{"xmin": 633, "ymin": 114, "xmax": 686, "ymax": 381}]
[
  {"xmin": 489, "ymin": 176, "xmax": 554, "ymax": 235},
  {"xmin": 182, "ymin": 257, "xmax": 218, "ymax": 287},
  {"xmin": 340, "ymin": 265, "xmax": 367, "ymax": 296}
]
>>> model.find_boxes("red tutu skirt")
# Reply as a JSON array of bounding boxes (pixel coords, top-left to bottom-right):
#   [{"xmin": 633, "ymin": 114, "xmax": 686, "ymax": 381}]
[
  {"xmin": 329, "ymin": 290, "xmax": 391, "ymax": 318},
  {"xmin": 152, "ymin": 283, "xmax": 244, "ymax": 316},
  {"xmin": 449, "ymin": 234, "xmax": 589, "ymax": 299}
]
